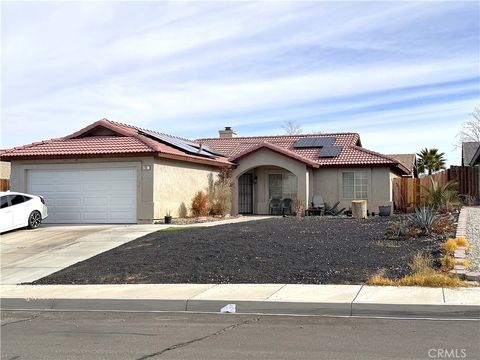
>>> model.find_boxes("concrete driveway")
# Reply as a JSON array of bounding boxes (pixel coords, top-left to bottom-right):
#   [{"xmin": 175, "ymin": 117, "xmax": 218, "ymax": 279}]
[{"xmin": 0, "ymin": 224, "xmax": 164, "ymax": 284}]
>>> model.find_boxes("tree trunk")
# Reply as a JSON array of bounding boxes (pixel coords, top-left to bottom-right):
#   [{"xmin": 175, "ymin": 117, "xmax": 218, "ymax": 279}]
[{"xmin": 352, "ymin": 200, "xmax": 367, "ymax": 219}]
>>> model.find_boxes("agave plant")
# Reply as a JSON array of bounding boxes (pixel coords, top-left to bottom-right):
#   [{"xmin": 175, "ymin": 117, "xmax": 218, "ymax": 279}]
[{"xmin": 408, "ymin": 207, "xmax": 439, "ymax": 235}]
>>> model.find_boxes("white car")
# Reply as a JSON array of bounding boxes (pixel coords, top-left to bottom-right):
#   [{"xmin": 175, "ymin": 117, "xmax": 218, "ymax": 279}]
[{"xmin": 0, "ymin": 191, "xmax": 48, "ymax": 233}]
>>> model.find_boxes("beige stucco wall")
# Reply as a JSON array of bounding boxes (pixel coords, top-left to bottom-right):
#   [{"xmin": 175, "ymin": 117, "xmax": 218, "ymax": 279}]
[
  {"xmin": 153, "ymin": 158, "xmax": 218, "ymax": 218},
  {"xmin": 311, "ymin": 166, "xmax": 394, "ymax": 213},
  {"xmin": 8, "ymin": 157, "xmax": 155, "ymax": 223},
  {"xmin": 232, "ymin": 148, "xmax": 309, "ymax": 215},
  {"xmin": 1, "ymin": 161, "xmax": 11, "ymax": 179}
]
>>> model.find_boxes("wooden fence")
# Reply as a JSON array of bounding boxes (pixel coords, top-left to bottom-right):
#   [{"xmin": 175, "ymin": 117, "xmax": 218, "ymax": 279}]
[
  {"xmin": 393, "ymin": 166, "xmax": 479, "ymax": 211},
  {"xmin": 0, "ymin": 179, "xmax": 9, "ymax": 191}
]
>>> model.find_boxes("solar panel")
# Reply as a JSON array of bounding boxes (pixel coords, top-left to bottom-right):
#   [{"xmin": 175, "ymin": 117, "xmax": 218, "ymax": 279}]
[
  {"xmin": 139, "ymin": 130, "xmax": 221, "ymax": 158},
  {"xmin": 319, "ymin": 146, "xmax": 343, "ymax": 158},
  {"xmin": 293, "ymin": 137, "xmax": 336, "ymax": 148}
]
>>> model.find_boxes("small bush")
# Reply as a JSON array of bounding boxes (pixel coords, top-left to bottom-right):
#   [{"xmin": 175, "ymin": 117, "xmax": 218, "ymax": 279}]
[
  {"xmin": 442, "ymin": 238, "xmax": 458, "ymax": 254},
  {"xmin": 293, "ymin": 199, "xmax": 304, "ymax": 217},
  {"xmin": 410, "ymin": 252, "xmax": 433, "ymax": 273},
  {"xmin": 455, "ymin": 237, "xmax": 470, "ymax": 249},
  {"xmin": 455, "ymin": 258, "xmax": 470, "ymax": 268},
  {"xmin": 208, "ymin": 168, "xmax": 232, "ymax": 216},
  {"xmin": 191, "ymin": 191, "xmax": 209, "ymax": 217},
  {"xmin": 441, "ymin": 255, "xmax": 455, "ymax": 270},
  {"xmin": 422, "ymin": 178, "xmax": 458, "ymax": 212},
  {"xmin": 367, "ymin": 274, "xmax": 396, "ymax": 286}
]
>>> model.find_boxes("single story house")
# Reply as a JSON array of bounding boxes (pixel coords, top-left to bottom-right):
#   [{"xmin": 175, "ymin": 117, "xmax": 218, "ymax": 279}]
[
  {"xmin": 200, "ymin": 128, "xmax": 411, "ymax": 215},
  {"xmin": 1, "ymin": 119, "xmax": 412, "ymax": 223}
]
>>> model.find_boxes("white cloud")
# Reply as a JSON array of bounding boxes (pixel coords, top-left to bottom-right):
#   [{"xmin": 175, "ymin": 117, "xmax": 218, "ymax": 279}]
[{"xmin": 1, "ymin": 0, "xmax": 478, "ymax": 158}]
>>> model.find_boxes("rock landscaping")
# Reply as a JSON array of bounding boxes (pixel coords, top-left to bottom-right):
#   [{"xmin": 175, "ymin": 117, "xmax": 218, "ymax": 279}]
[
  {"xmin": 33, "ymin": 216, "xmax": 448, "ymax": 285},
  {"xmin": 452, "ymin": 206, "xmax": 480, "ymax": 282}
]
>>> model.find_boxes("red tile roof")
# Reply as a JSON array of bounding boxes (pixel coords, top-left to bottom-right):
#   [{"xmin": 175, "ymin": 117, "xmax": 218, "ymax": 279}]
[
  {"xmin": 1, "ymin": 137, "xmax": 154, "ymax": 156},
  {"xmin": 198, "ymin": 133, "xmax": 409, "ymax": 173},
  {"xmin": 230, "ymin": 142, "xmax": 320, "ymax": 167},
  {"xmin": 0, "ymin": 119, "xmax": 231, "ymax": 166}
]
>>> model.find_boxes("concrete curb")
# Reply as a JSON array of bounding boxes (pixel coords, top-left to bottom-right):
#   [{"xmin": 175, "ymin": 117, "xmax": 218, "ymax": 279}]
[
  {"xmin": 1, "ymin": 284, "xmax": 479, "ymax": 319},
  {"xmin": 2, "ymin": 297, "xmax": 479, "ymax": 319},
  {"xmin": 455, "ymin": 207, "xmax": 468, "ymax": 238}
]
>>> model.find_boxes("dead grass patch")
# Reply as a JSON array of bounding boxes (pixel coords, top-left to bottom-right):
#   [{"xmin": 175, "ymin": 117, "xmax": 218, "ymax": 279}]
[
  {"xmin": 440, "ymin": 255, "xmax": 455, "ymax": 271},
  {"xmin": 367, "ymin": 252, "xmax": 468, "ymax": 288},
  {"xmin": 442, "ymin": 238, "xmax": 459, "ymax": 254},
  {"xmin": 455, "ymin": 237, "xmax": 470, "ymax": 249},
  {"xmin": 455, "ymin": 258, "xmax": 470, "ymax": 268}
]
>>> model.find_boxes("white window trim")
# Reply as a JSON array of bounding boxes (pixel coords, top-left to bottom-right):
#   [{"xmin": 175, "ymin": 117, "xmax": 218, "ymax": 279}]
[
  {"xmin": 342, "ymin": 171, "xmax": 368, "ymax": 200},
  {"xmin": 266, "ymin": 171, "xmax": 298, "ymax": 200}
]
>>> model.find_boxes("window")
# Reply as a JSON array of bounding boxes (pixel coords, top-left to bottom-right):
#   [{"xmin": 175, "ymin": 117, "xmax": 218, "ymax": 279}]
[
  {"xmin": 8, "ymin": 195, "xmax": 26, "ymax": 206},
  {"xmin": 269, "ymin": 174, "xmax": 282, "ymax": 199},
  {"xmin": 268, "ymin": 173, "xmax": 298, "ymax": 199},
  {"xmin": 282, "ymin": 173, "xmax": 297, "ymax": 199},
  {"xmin": 0, "ymin": 196, "xmax": 8, "ymax": 209},
  {"xmin": 343, "ymin": 172, "xmax": 367, "ymax": 199}
]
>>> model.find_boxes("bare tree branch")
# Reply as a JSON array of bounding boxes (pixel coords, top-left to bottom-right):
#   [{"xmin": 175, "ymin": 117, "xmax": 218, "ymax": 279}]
[
  {"xmin": 455, "ymin": 106, "xmax": 480, "ymax": 148},
  {"xmin": 282, "ymin": 121, "xmax": 303, "ymax": 135}
]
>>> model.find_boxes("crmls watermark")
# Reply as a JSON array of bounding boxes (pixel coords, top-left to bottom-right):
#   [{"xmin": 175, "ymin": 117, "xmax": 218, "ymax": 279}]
[{"xmin": 428, "ymin": 349, "xmax": 467, "ymax": 359}]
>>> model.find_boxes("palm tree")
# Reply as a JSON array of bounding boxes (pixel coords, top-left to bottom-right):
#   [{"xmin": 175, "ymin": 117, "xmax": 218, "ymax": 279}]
[{"xmin": 417, "ymin": 148, "xmax": 446, "ymax": 175}]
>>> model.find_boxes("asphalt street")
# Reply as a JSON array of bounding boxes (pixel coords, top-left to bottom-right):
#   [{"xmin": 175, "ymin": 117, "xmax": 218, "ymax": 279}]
[{"xmin": 1, "ymin": 311, "xmax": 479, "ymax": 360}]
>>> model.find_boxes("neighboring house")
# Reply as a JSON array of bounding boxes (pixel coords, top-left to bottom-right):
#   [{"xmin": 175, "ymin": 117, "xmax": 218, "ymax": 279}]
[
  {"xmin": 200, "ymin": 128, "xmax": 411, "ymax": 215},
  {"xmin": 462, "ymin": 142, "xmax": 480, "ymax": 166},
  {"xmin": 1, "ymin": 119, "xmax": 411, "ymax": 223},
  {"xmin": 0, "ymin": 119, "xmax": 231, "ymax": 223},
  {"xmin": 386, "ymin": 154, "xmax": 417, "ymax": 178}
]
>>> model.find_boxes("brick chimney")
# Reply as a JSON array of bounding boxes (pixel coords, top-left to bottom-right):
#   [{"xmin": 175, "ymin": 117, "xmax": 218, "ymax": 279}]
[{"xmin": 219, "ymin": 126, "xmax": 237, "ymax": 138}]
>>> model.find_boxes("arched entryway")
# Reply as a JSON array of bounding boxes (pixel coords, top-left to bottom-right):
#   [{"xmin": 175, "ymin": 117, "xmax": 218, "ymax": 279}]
[
  {"xmin": 231, "ymin": 147, "xmax": 311, "ymax": 215},
  {"xmin": 237, "ymin": 166, "xmax": 298, "ymax": 214}
]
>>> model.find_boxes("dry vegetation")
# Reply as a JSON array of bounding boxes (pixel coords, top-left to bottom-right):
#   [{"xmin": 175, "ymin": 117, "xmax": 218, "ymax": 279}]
[
  {"xmin": 368, "ymin": 252, "xmax": 466, "ymax": 287},
  {"xmin": 369, "ymin": 236, "xmax": 473, "ymax": 287}
]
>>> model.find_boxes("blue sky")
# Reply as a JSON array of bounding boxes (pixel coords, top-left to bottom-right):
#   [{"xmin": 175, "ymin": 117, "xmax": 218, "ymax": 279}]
[{"xmin": 2, "ymin": 1, "xmax": 479, "ymax": 164}]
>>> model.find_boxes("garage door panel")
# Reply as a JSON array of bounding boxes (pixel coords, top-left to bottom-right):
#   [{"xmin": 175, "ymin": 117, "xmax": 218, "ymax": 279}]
[
  {"xmin": 28, "ymin": 168, "xmax": 137, "ymax": 224},
  {"xmin": 108, "ymin": 211, "xmax": 136, "ymax": 221},
  {"xmin": 55, "ymin": 198, "xmax": 82, "ymax": 206},
  {"xmin": 82, "ymin": 197, "xmax": 108, "ymax": 206},
  {"xmin": 46, "ymin": 212, "xmax": 82, "ymax": 221},
  {"xmin": 109, "ymin": 197, "xmax": 135, "ymax": 206},
  {"xmin": 83, "ymin": 212, "xmax": 108, "ymax": 222}
]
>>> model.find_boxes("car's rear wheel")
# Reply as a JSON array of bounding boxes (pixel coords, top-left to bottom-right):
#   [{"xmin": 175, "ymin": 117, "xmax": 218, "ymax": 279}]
[{"xmin": 27, "ymin": 211, "xmax": 42, "ymax": 229}]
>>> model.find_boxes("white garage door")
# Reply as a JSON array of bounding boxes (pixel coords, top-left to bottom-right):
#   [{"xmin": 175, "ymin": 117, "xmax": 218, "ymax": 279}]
[{"xmin": 28, "ymin": 168, "xmax": 137, "ymax": 223}]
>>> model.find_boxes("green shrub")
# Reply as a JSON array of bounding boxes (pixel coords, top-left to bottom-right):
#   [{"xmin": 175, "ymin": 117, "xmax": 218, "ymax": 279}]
[{"xmin": 423, "ymin": 178, "xmax": 458, "ymax": 212}]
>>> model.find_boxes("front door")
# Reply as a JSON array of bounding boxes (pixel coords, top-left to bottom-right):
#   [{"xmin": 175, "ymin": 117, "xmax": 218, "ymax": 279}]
[{"xmin": 238, "ymin": 173, "xmax": 253, "ymax": 214}]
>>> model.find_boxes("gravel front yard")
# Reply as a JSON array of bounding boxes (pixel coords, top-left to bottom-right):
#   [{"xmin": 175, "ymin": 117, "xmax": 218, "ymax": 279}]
[{"xmin": 33, "ymin": 217, "xmax": 444, "ymax": 285}]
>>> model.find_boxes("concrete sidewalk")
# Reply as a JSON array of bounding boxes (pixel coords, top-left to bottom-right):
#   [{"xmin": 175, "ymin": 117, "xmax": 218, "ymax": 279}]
[{"xmin": 1, "ymin": 284, "xmax": 479, "ymax": 319}]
